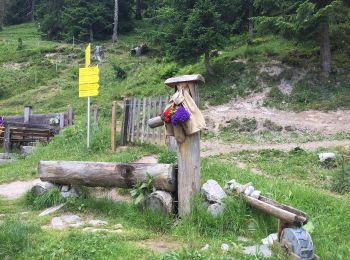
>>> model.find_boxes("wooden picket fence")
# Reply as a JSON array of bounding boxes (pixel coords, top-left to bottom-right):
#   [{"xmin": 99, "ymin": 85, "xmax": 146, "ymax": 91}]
[{"xmin": 120, "ymin": 96, "xmax": 170, "ymax": 145}]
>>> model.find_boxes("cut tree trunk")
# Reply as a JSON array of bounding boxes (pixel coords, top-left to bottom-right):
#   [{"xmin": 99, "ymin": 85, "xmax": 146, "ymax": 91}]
[
  {"xmin": 143, "ymin": 190, "xmax": 174, "ymax": 215},
  {"xmin": 38, "ymin": 161, "xmax": 177, "ymax": 192},
  {"xmin": 112, "ymin": 0, "xmax": 119, "ymax": 43},
  {"xmin": 320, "ymin": 21, "xmax": 331, "ymax": 77},
  {"xmin": 204, "ymin": 50, "xmax": 215, "ymax": 76},
  {"xmin": 248, "ymin": 0, "xmax": 254, "ymax": 43},
  {"xmin": 135, "ymin": 0, "xmax": 142, "ymax": 20},
  {"xmin": 31, "ymin": 0, "xmax": 36, "ymax": 22},
  {"xmin": 0, "ymin": 0, "xmax": 4, "ymax": 30}
]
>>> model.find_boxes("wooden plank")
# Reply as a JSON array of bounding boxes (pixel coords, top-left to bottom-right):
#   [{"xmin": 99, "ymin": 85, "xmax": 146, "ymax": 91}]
[
  {"xmin": 164, "ymin": 74, "xmax": 205, "ymax": 87},
  {"xmin": 67, "ymin": 105, "xmax": 74, "ymax": 125},
  {"xmin": 136, "ymin": 98, "xmax": 141, "ymax": 142},
  {"xmin": 141, "ymin": 97, "xmax": 147, "ymax": 144},
  {"xmin": 39, "ymin": 161, "xmax": 177, "ymax": 192},
  {"xmin": 164, "ymin": 96, "xmax": 169, "ymax": 143},
  {"xmin": 24, "ymin": 106, "xmax": 32, "ymax": 124},
  {"xmin": 152, "ymin": 98, "xmax": 157, "ymax": 144},
  {"xmin": 158, "ymin": 96, "xmax": 163, "ymax": 144},
  {"xmin": 111, "ymin": 101, "xmax": 117, "ymax": 152},
  {"xmin": 146, "ymin": 97, "xmax": 152, "ymax": 143},
  {"xmin": 127, "ymin": 99, "xmax": 133, "ymax": 143},
  {"xmin": 120, "ymin": 99, "xmax": 130, "ymax": 146},
  {"xmin": 59, "ymin": 113, "xmax": 65, "ymax": 128},
  {"xmin": 131, "ymin": 98, "xmax": 136, "ymax": 142},
  {"xmin": 177, "ymin": 82, "xmax": 201, "ymax": 217}
]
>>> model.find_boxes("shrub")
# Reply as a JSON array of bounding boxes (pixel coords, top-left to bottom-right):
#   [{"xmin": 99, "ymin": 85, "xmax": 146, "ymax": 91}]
[
  {"xmin": 112, "ymin": 64, "xmax": 127, "ymax": 80},
  {"xmin": 332, "ymin": 160, "xmax": 350, "ymax": 194},
  {"xmin": 159, "ymin": 63, "xmax": 179, "ymax": 79},
  {"xmin": 23, "ymin": 187, "xmax": 65, "ymax": 210}
]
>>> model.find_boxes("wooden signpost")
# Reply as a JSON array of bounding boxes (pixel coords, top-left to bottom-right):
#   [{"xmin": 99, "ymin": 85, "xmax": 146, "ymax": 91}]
[{"xmin": 163, "ymin": 74, "xmax": 205, "ymax": 216}]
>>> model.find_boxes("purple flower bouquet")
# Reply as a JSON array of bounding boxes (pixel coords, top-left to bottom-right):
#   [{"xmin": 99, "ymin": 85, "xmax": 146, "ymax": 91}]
[{"xmin": 171, "ymin": 105, "xmax": 190, "ymax": 125}]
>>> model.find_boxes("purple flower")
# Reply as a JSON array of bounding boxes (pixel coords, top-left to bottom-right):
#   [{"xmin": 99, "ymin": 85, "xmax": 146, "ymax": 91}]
[
  {"xmin": 0, "ymin": 117, "xmax": 3, "ymax": 126},
  {"xmin": 171, "ymin": 105, "xmax": 190, "ymax": 125}
]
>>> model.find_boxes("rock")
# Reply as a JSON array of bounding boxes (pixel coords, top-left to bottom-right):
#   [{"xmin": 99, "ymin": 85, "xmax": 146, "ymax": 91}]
[
  {"xmin": 243, "ymin": 245, "xmax": 272, "ymax": 258},
  {"xmin": 319, "ymin": 152, "xmax": 336, "ymax": 162},
  {"xmin": 61, "ymin": 185, "xmax": 70, "ymax": 192},
  {"xmin": 32, "ymin": 181, "xmax": 57, "ymax": 196},
  {"xmin": 0, "ymin": 159, "xmax": 15, "ymax": 165},
  {"xmin": 60, "ymin": 186, "xmax": 81, "ymax": 198},
  {"xmin": 39, "ymin": 203, "xmax": 66, "ymax": 217},
  {"xmin": 207, "ymin": 203, "xmax": 225, "ymax": 218},
  {"xmin": 244, "ymin": 186, "xmax": 254, "ymax": 196},
  {"xmin": 83, "ymin": 227, "xmax": 109, "ymax": 233},
  {"xmin": 202, "ymin": 180, "xmax": 227, "ymax": 203},
  {"xmin": 221, "ymin": 243, "xmax": 230, "ymax": 251},
  {"xmin": 89, "ymin": 220, "xmax": 108, "ymax": 226},
  {"xmin": 250, "ymin": 190, "xmax": 261, "ymax": 199},
  {"xmin": 201, "ymin": 244, "xmax": 210, "ymax": 251},
  {"xmin": 20, "ymin": 146, "xmax": 37, "ymax": 156},
  {"xmin": 62, "ymin": 214, "xmax": 82, "ymax": 224},
  {"xmin": 51, "ymin": 217, "xmax": 65, "ymax": 229},
  {"xmin": 224, "ymin": 179, "xmax": 238, "ymax": 191},
  {"xmin": 114, "ymin": 224, "xmax": 123, "ymax": 229},
  {"xmin": 261, "ymin": 233, "xmax": 278, "ymax": 245},
  {"xmin": 284, "ymin": 125, "xmax": 297, "ymax": 132},
  {"xmin": 68, "ymin": 53, "xmax": 77, "ymax": 59}
]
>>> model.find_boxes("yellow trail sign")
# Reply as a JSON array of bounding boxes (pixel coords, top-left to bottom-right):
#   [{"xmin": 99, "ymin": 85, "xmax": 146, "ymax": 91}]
[
  {"xmin": 85, "ymin": 44, "xmax": 91, "ymax": 67},
  {"xmin": 79, "ymin": 66, "xmax": 99, "ymax": 97}
]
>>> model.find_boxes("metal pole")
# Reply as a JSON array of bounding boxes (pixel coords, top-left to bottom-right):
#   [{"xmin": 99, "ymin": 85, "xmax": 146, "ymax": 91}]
[{"xmin": 87, "ymin": 96, "xmax": 91, "ymax": 148}]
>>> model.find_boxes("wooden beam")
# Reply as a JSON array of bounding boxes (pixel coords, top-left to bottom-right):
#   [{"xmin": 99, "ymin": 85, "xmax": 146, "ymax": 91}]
[
  {"xmin": 120, "ymin": 99, "xmax": 130, "ymax": 146},
  {"xmin": 111, "ymin": 101, "xmax": 117, "ymax": 152},
  {"xmin": 38, "ymin": 161, "xmax": 177, "ymax": 192}
]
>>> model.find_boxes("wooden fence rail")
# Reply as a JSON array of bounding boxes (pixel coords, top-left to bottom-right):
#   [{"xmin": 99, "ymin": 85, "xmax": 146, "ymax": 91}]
[{"xmin": 120, "ymin": 96, "xmax": 170, "ymax": 146}]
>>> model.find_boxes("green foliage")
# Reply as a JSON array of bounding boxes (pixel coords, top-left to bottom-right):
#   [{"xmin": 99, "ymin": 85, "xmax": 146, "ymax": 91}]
[
  {"xmin": 112, "ymin": 64, "xmax": 127, "ymax": 80},
  {"xmin": 0, "ymin": 219, "xmax": 40, "ymax": 259},
  {"xmin": 159, "ymin": 63, "xmax": 179, "ymax": 79},
  {"xmin": 17, "ymin": 37, "xmax": 23, "ymax": 51},
  {"xmin": 23, "ymin": 187, "xmax": 65, "ymax": 210},
  {"xmin": 220, "ymin": 118, "xmax": 258, "ymax": 133},
  {"xmin": 158, "ymin": 151, "xmax": 177, "ymax": 164},
  {"xmin": 130, "ymin": 174, "xmax": 156, "ymax": 205},
  {"xmin": 331, "ymin": 158, "xmax": 350, "ymax": 194}
]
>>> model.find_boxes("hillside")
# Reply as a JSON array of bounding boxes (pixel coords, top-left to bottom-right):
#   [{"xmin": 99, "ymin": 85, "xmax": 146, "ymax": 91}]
[{"xmin": 0, "ymin": 22, "xmax": 350, "ymax": 259}]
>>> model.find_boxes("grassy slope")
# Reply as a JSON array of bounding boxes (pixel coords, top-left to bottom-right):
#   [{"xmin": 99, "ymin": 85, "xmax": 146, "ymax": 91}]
[{"xmin": 0, "ymin": 23, "xmax": 349, "ymax": 259}]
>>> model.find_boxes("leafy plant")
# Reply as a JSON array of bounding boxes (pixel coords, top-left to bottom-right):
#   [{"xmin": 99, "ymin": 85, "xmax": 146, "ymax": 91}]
[
  {"xmin": 158, "ymin": 151, "xmax": 177, "ymax": 164},
  {"xmin": 331, "ymin": 156, "xmax": 350, "ymax": 194},
  {"xmin": 130, "ymin": 174, "xmax": 156, "ymax": 205},
  {"xmin": 23, "ymin": 187, "xmax": 65, "ymax": 210},
  {"xmin": 112, "ymin": 64, "xmax": 127, "ymax": 80}
]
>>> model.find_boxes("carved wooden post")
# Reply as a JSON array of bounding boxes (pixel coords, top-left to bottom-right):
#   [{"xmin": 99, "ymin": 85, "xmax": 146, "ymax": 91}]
[
  {"xmin": 3, "ymin": 124, "xmax": 11, "ymax": 153},
  {"xmin": 164, "ymin": 75, "xmax": 205, "ymax": 216}
]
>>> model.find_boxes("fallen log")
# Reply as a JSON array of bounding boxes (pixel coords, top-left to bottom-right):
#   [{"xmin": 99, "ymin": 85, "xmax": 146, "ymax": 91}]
[
  {"xmin": 38, "ymin": 161, "xmax": 177, "ymax": 192},
  {"xmin": 143, "ymin": 190, "xmax": 174, "ymax": 215}
]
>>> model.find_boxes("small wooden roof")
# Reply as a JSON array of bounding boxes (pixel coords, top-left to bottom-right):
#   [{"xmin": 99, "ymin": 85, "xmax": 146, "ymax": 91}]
[{"xmin": 164, "ymin": 74, "xmax": 205, "ymax": 87}]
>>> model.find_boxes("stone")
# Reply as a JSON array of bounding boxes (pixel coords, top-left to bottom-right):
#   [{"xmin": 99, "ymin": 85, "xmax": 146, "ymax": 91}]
[
  {"xmin": 250, "ymin": 190, "xmax": 261, "ymax": 199},
  {"xmin": 61, "ymin": 185, "xmax": 70, "ymax": 192},
  {"xmin": 69, "ymin": 223, "xmax": 84, "ymax": 228},
  {"xmin": 221, "ymin": 243, "xmax": 230, "ymax": 251},
  {"xmin": 224, "ymin": 179, "xmax": 238, "ymax": 191},
  {"xmin": 319, "ymin": 152, "xmax": 336, "ymax": 162},
  {"xmin": 207, "ymin": 203, "xmax": 225, "ymax": 218},
  {"xmin": 243, "ymin": 245, "xmax": 272, "ymax": 258},
  {"xmin": 20, "ymin": 146, "xmax": 37, "ymax": 156},
  {"xmin": 60, "ymin": 186, "xmax": 81, "ymax": 198},
  {"xmin": 261, "ymin": 233, "xmax": 278, "ymax": 245},
  {"xmin": 244, "ymin": 186, "xmax": 255, "ymax": 196},
  {"xmin": 39, "ymin": 203, "xmax": 66, "ymax": 217},
  {"xmin": 62, "ymin": 214, "xmax": 82, "ymax": 224},
  {"xmin": 202, "ymin": 180, "xmax": 227, "ymax": 203},
  {"xmin": 89, "ymin": 220, "xmax": 108, "ymax": 226},
  {"xmin": 83, "ymin": 227, "xmax": 109, "ymax": 233},
  {"xmin": 51, "ymin": 217, "xmax": 65, "ymax": 229},
  {"xmin": 114, "ymin": 224, "xmax": 123, "ymax": 229},
  {"xmin": 201, "ymin": 244, "xmax": 210, "ymax": 251},
  {"xmin": 32, "ymin": 181, "xmax": 56, "ymax": 196}
]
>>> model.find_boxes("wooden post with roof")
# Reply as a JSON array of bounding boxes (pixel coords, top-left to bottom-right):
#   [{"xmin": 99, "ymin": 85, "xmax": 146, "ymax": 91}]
[{"xmin": 164, "ymin": 74, "xmax": 205, "ymax": 217}]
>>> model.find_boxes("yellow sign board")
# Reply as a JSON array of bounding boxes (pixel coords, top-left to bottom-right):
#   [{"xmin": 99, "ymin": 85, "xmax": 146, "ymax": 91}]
[
  {"xmin": 79, "ymin": 66, "xmax": 99, "ymax": 97},
  {"xmin": 85, "ymin": 44, "xmax": 91, "ymax": 67}
]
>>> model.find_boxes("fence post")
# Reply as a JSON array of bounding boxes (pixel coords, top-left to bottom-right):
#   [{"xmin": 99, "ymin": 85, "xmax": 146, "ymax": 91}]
[
  {"xmin": 4, "ymin": 125, "xmax": 11, "ymax": 153},
  {"xmin": 111, "ymin": 101, "xmax": 117, "ymax": 152},
  {"xmin": 24, "ymin": 106, "xmax": 32, "ymax": 124},
  {"xmin": 120, "ymin": 99, "xmax": 130, "ymax": 146},
  {"xmin": 67, "ymin": 105, "xmax": 74, "ymax": 126},
  {"xmin": 164, "ymin": 75, "xmax": 205, "ymax": 217}
]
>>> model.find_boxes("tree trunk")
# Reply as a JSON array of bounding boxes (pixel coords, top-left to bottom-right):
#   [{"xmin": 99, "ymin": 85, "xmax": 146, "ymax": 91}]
[
  {"xmin": 112, "ymin": 0, "xmax": 119, "ymax": 43},
  {"xmin": 135, "ymin": 0, "xmax": 142, "ymax": 20},
  {"xmin": 248, "ymin": 0, "xmax": 254, "ymax": 43},
  {"xmin": 38, "ymin": 161, "xmax": 177, "ymax": 192},
  {"xmin": 90, "ymin": 27, "xmax": 94, "ymax": 42},
  {"xmin": 31, "ymin": 0, "xmax": 36, "ymax": 22},
  {"xmin": 320, "ymin": 21, "xmax": 331, "ymax": 77},
  {"xmin": 0, "ymin": 0, "xmax": 4, "ymax": 30},
  {"xmin": 143, "ymin": 191, "xmax": 174, "ymax": 215},
  {"xmin": 204, "ymin": 50, "xmax": 215, "ymax": 76}
]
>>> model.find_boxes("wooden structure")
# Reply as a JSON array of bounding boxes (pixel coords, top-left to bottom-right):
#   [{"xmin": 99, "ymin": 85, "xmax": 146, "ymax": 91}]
[
  {"xmin": 39, "ymin": 161, "xmax": 177, "ymax": 192},
  {"xmin": 1, "ymin": 106, "xmax": 74, "ymax": 152},
  {"xmin": 120, "ymin": 96, "xmax": 170, "ymax": 146}
]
